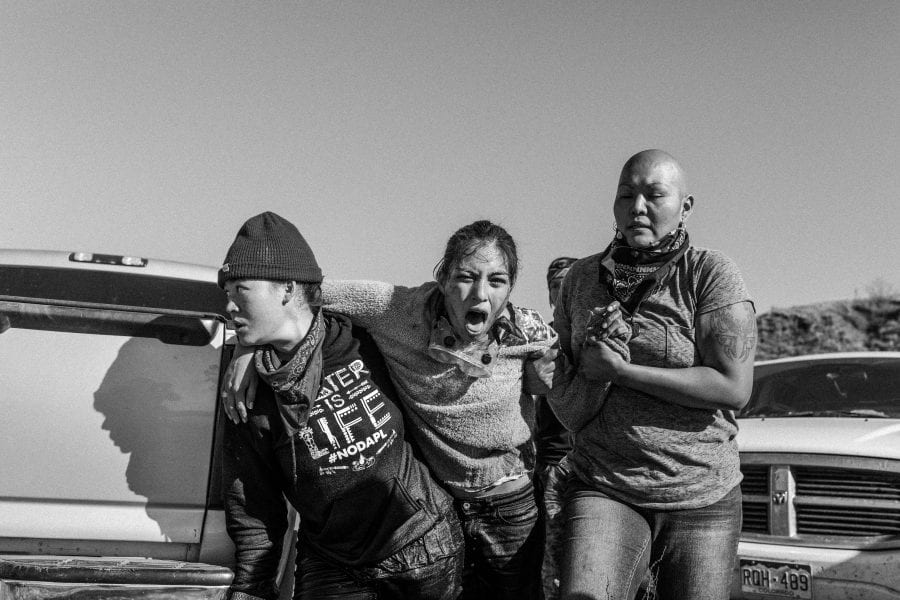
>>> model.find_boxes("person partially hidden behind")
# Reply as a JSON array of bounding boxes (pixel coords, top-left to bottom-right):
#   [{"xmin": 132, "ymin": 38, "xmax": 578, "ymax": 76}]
[
  {"xmin": 219, "ymin": 212, "xmax": 463, "ymax": 600},
  {"xmin": 550, "ymin": 150, "xmax": 757, "ymax": 600},
  {"xmin": 534, "ymin": 256, "xmax": 577, "ymax": 600}
]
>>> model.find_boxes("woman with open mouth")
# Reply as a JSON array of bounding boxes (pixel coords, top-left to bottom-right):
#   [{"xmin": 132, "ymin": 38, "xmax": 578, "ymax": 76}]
[{"xmin": 225, "ymin": 219, "xmax": 560, "ymax": 600}]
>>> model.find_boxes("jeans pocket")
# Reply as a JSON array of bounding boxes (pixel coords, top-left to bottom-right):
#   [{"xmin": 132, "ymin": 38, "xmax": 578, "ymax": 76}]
[
  {"xmin": 493, "ymin": 491, "xmax": 539, "ymax": 526},
  {"xmin": 378, "ymin": 511, "xmax": 464, "ymax": 573}
]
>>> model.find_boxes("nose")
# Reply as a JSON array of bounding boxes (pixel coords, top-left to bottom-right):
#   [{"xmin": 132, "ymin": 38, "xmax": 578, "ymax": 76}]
[
  {"xmin": 225, "ymin": 298, "xmax": 238, "ymax": 315},
  {"xmin": 473, "ymin": 278, "xmax": 489, "ymax": 301},
  {"xmin": 630, "ymin": 194, "xmax": 647, "ymax": 216}
]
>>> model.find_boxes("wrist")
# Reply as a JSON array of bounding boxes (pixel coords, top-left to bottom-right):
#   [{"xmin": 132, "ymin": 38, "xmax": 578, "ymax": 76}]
[{"xmin": 609, "ymin": 360, "xmax": 630, "ymax": 385}]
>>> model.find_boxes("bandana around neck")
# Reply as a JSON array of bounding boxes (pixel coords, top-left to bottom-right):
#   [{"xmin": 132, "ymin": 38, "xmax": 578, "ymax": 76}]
[
  {"xmin": 255, "ymin": 309, "xmax": 325, "ymax": 406},
  {"xmin": 601, "ymin": 226, "xmax": 690, "ymax": 315}
]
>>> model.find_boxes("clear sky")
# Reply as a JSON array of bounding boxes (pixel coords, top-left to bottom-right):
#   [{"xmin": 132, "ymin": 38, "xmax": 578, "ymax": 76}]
[{"xmin": 3, "ymin": 1, "xmax": 899, "ymax": 318}]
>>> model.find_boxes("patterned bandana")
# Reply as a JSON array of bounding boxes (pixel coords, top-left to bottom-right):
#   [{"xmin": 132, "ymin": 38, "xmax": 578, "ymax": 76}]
[
  {"xmin": 254, "ymin": 310, "xmax": 325, "ymax": 411},
  {"xmin": 601, "ymin": 226, "xmax": 690, "ymax": 314}
]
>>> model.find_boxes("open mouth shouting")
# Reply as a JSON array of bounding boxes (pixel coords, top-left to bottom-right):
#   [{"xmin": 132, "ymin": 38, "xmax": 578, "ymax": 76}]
[
  {"xmin": 464, "ymin": 307, "xmax": 491, "ymax": 338},
  {"xmin": 439, "ymin": 241, "xmax": 513, "ymax": 345}
]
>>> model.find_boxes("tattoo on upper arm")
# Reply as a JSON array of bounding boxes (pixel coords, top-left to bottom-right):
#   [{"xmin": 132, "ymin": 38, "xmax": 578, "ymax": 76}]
[{"xmin": 709, "ymin": 306, "xmax": 757, "ymax": 362}]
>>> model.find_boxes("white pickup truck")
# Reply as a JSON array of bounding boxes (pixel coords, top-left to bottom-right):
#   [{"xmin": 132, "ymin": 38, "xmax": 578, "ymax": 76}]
[
  {"xmin": 0, "ymin": 249, "xmax": 298, "ymax": 599},
  {"xmin": 733, "ymin": 352, "xmax": 900, "ymax": 599}
]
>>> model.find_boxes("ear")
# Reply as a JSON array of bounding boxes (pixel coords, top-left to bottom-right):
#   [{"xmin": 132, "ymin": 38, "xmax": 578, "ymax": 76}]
[
  {"xmin": 282, "ymin": 281, "xmax": 295, "ymax": 305},
  {"xmin": 434, "ymin": 267, "xmax": 448, "ymax": 290},
  {"xmin": 681, "ymin": 195, "xmax": 694, "ymax": 222}
]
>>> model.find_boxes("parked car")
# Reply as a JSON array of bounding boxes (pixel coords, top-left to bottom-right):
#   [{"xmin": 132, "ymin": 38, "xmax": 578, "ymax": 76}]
[
  {"xmin": 0, "ymin": 249, "xmax": 299, "ymax": 599},
  {"xmin": 733, "ymin": 352, "xmax": 900, "ymax": 599}
]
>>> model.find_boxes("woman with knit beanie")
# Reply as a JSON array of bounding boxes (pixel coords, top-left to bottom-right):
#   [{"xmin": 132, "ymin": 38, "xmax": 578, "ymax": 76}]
[
  {"xmin": 224, "ymin": 220, "xmax": 630, "ymax": 599},
  {"xmin": 550, "ymin": 150, "xmax": 756, "ymax": 600},
  {"xmin": 218, "ymin": 212, "xmax": 463, "ymax": 600}
]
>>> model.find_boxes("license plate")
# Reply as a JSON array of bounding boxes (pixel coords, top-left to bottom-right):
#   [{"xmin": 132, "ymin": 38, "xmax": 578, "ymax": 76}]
[{"xmin": 740, "ymin": 559, "xmax": 812, "ymax": 598}]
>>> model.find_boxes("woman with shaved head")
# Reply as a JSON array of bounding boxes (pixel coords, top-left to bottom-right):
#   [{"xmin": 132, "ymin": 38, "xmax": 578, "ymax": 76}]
[{"xmin": 549, "ymin": 150, "xmax": 756, "ymax": 599}]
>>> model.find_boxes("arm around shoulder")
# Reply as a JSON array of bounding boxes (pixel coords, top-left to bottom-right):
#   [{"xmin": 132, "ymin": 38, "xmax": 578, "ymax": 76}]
[{"xmin": 320, "ymin": 279, "xmax": 398, "ymax": 320}]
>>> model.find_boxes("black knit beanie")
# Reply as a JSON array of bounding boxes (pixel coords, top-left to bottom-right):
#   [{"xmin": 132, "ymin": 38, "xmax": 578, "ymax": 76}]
[{"xmin": 218, "ymin": 211, "xmax": 322, "ymax": 288}]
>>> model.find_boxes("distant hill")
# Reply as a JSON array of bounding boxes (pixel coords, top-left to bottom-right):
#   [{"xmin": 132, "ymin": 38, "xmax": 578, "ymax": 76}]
[{"xmin": 757, "ymin": 297, "xmax": 900, "ymax": 360}]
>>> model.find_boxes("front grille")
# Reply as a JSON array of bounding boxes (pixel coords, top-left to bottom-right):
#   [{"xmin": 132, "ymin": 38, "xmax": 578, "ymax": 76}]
[
  {"xmin": 740, "ymin": 464, "xmax": 769, "ymax": 496},
  {"xmin": 796, "ymin": 505, "xmax": 900, "ymax": 537},
  {"xmin": 742, "ymin": 502, "xmax": 768, "ymax": 534},
  {"xmin": 740, "ymin": 454, "xmax": 900, "ymax": 549},
  {"xmin": 793, "ymin": 466, "xmax": 900, "ymax": 501}
]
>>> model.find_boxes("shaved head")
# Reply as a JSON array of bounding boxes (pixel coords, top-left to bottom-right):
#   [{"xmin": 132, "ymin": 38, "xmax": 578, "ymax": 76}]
[
  {"xmin": 620, "ymin": 149, "xmax": 689, "ymax": 198},
  {"xmin": 614, "ymin": 149, "xmax": 694, "ymax": 248}
]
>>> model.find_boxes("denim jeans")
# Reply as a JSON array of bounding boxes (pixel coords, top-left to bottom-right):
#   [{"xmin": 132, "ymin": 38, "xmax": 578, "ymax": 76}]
[
  {"xmin": 455, "ymin": 479, "xmax": 544, "ymax": 600},
  {"xmin": 537, "ymin": 458, "xmax": 570, "ymax": 600},
  {"xmin": 560, "ymin": 483, "xmax": 742, "ymax": 600},
  {"xmin": 294, "ymin": 511, "xmax": 464, "ymax": 599}
]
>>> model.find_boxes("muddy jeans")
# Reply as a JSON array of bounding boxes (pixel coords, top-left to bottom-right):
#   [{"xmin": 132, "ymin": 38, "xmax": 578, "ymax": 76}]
[
  {"xmin": 294, "ymin": 511, "xmax": 464, "ymax": 599},
  {"xmin": 455, "ymin": 479, "xmax": 545, "ymax": 600}
]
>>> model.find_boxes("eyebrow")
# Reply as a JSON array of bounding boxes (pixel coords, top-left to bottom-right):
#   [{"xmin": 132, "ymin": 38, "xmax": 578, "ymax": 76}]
[{"xmin": 454, "ymin": 266, "xmax": 510, "ymax": 276}]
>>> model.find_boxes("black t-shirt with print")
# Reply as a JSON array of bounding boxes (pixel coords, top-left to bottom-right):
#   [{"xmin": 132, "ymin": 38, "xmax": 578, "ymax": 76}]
[{"xmin": 224, "ymin": 312, "xmax": 449, "ymax": 575}]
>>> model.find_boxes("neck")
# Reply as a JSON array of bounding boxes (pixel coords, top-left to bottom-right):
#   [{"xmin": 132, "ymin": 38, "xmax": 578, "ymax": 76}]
[{"xmin": 272, "ymin": 307, "xmax": 316, "ymax": 360}]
